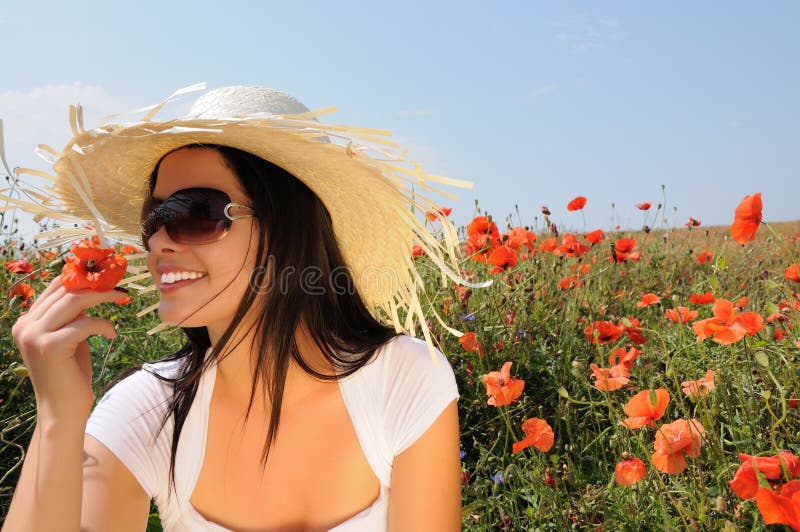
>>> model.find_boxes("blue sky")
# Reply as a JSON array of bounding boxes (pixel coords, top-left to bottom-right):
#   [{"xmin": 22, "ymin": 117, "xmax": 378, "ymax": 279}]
[{"xmin": 1, "ymin": 1, "xmax": 797, "ymax": 238}]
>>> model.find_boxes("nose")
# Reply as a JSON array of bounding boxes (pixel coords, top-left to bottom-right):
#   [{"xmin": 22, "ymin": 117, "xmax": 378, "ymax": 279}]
[{"xmin": 145, "ymin": 223, "xmax": 182, "ymax": 253}]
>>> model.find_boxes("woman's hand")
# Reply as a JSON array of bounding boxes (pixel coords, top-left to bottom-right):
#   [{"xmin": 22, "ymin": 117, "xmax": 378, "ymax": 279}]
[{"xmin": 11, "ymin": 275, "xmax": 122, "ymax": 424}]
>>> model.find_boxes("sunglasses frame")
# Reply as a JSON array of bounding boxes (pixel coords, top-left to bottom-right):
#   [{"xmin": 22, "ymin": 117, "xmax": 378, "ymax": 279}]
[{"xmin": 140, "ymin": 187, "xmax": 255, "ymax": 250}]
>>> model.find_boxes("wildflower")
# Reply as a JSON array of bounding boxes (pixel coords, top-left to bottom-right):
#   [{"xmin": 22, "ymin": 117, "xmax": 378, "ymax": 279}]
[
  {"xmin": 584, "ymin": 320, "xmax": 624, "ymax": 344},
  {"xmin": 731, "ymin": 192, "xmax": 762, "ymax": 244},
  {"xmin": 544, "ymin": 467, "xmax": 556, "ymax": 488},
  {"xmin": 689, "ymin": 291, "xmax": 715, "ymax": 305},
  {"xmin": 585, "ymin": 229, "xmax": 604, "ymax": 244},
  {"xmin": 730, "ymin": 451, "xmax": 800, "ymax": 500},
  {"xmin": 555, "ymin": 234, "xmax": 590, "ymax": 257},
  {"xmin": 558, "ymin": 275, "xmax": 583, "ymax": 290},
  {"xmin": 608, "ymin": 347, "xmax": 641, "ymax": 370},
  {"xmin": 490, "ymin": 471, "xmax": 504, "ymax": 484},
  {"xmin": 61, "ymin": 238, "xmax": 127, "ymax": 292},
  {"xmin": 636, "ymin": 202, "xmax": 652, "ymax": 211},
  {"xmin": 651, "ymin": 419, "xmax": 705, "ymax": 474},
  {"xmin": 611, "ymin": 238, "xmax": 638, "ymax": 263},
  {"xmin": 119, "ymin": 244, "xmax": 141, "ymax": 255},
  {"xmin": 411, "ymin": 244, "xmax": 425, "ymax": 258},
  {"xmin": 511, "ymin": 418, "xmax": 554, "ymax": 454},
  {"xmin": 487, "ymin": 245, "xmax": 518, "ymax": 274},
  {"xmin": 4, "ymin": 259, "xmax": 33, "ymax": 274},
  {"xmin": 480, "ymin": 361, "xmax": 525, "ymax": 406},
  {"xmin": 692, "ymin": 298, "xmax": 764, "ymax": 345},
  {"xmin": 696, "ymin": 251, "xmax": 714, "ymax": 264},
  {"xmin": 621, "ymin": 389, "xmax": 670, "ymax": 429},
  {"xmin": 616, "ymin": 456, "xmax": 647, "ymax": 486},
  {"xmin": 467, "ymin": 215, "xmax": 500, "ymax": 243},
  {"xmin": 755, "ymin": 481, "xmax": 800, "ymax": 531},
  {"xmin": 541, "ymin": 205, "xmax": 551, "ymax": 216},
  {"xmin": 637, "ymin": 293, "xmax": 661, "ymax": 308},
  {"xmin": 506, "ymin": 226, "xmax": 537, "ymax": 251},
  {"xmin": 566, "ymin": 196, "xmax": 587, "ymax": 211},
  {"xmin": 9, "ymin": 282, "xmax": 35, "ymax": 307},
  {"xmin": 425, "ymin": 206, "xmax": 452, "ymax": 222},
  {"xmin": 458, "ymin": 332, "xmax": 485, "ymax": 357},
  {"xmin": 665, "ymin": 306, "xmax": 698, "ymax": 324},
  {"xmin": 539, "ymin": 237, "xmax": 558, "ymax": 253},
  {"xmin": 681, "ymin": 370, "xmax": 716, "ymax": 397},
  {"xmin": 621, "ymin": 317, "xmax": 647, "ymax": 345},
  {"xmin": 786, "ymin": 263, "xmax": 800, "ymax": 283},
  {"xmin": 589, "ymin": 362, "xmax": 630, "ymax": 391},
  {"xmin": 685, "ymin": 217, "xmax": 701, "ymax": 227}
]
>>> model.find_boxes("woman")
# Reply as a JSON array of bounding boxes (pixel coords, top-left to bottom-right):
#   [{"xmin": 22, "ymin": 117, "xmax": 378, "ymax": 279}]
[{"xmin": 3, "ymin": 85, "xmax": 477, "ymax": 531}]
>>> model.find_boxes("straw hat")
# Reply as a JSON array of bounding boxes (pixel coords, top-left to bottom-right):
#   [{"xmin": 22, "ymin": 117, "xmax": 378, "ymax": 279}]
[{"xmin": 0, "ymin": 83, "xmax": 490, "ymax": 360}]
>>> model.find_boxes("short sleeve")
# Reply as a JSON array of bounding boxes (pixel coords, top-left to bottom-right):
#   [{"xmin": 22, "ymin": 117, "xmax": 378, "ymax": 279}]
[
  {"xmin": 381, "ymin": 336, "xmax": 460, "ymax": 456},
  {"xmin": 85, "ymin": 366, "xmax": 174, "ymax": 498}
]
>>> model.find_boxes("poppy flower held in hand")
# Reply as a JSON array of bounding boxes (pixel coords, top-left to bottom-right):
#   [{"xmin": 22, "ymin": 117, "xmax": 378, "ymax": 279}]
[
  {"xmin": 731, "ymin": 192, "xmax": 763, "ymax": 244},
  {"xmin": 61, "ymin": 238, "xmax": 128, "ymax": 292},
  {"xmin": 566, "ymin": 196, "xmax": 587, "ymax": 211},
  {"xmin": 480, "ymin": 361, "xmax": 525, "ymax": 406},
  {"xmin": 616, "ymin": 456, "xmax": 647, "ymax": 485},
  {"xmin": 621, "ymin": 388, "xmax": 670, "ymax": 429},
  {"xmin": 511, "ymin": 418, "xmax": 554, "ymax": 454}
]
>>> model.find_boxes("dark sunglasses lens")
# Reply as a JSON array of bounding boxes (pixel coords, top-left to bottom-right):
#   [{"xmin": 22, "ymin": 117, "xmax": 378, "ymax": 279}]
[{"xmin": 140, "ymin": 189, "xmax": 233, "ymax": 248}]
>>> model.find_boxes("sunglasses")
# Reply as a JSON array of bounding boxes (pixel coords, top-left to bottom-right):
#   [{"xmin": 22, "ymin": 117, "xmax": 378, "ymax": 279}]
[{"xmin": 140, "ymin": 187, "xmax": 255, "ymax": 250}]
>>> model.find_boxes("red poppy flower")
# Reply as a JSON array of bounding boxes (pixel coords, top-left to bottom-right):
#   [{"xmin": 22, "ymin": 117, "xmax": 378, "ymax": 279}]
[
  {"xmin": 685, "ymin": 217, "xmax": 701, "ymax": 227},
  {"xmin": 558, "ymin": 275, "xmax": 583, "ymax": 290},
  {"xmin": 506, "ymin": 227, "xmax": 537, "ymax": 251},
  {"xmin": 589, "ymin": 362, "xmax": 630, "ymax": 391},
  {"xmin": 465, "ymin": 233, "xmax": 492, "ymax": 263},
  {"xmin": 458, "ymin": 332, "xmax": 485, "ymax": 357},
  {"xmin": 4, "ymin": 259, "xmax": 33, "ymax": 274},
  {"xmin": 9, "ymin": 282, "xmax": 35, "ymax": 307},
  {"xmin": 487, "ymin": 245, "xmax": 518, "ymax": 274},
  {"xmin": 696, "ymin": 251, "xmax": 714, "ymax": 264},
  {"xmin": 689, "ymin": 291, "xmax": 715, "ymax": 305},
  {"xmin": 615, "ymin": 456, "xmax": 647, "ymax": 485},
  {"xmin": 480, "ymin": 361, "xmax": 525, "ymax": 407},
  {"xmin": 692, "ymin": 298, "xmax": 764, "ymax": 345},
  {"xmin": 665, "ymin": 306, "xmax": 698, "ymax": 324},
  {"xmin": 637, "ymin": 293, "xmax": 661, "ymax": 308},
  {"xmin": 411, "ymin": 244, "xmax": 425, "ymax": 258},
  {"xmin": 636, "ymin": 202, "xmax": 652, "ymax": 211},
  {"xmin": 786, "ymin": 263, "xmax": 800, "ymax": 283},
  {"xmin": 539, "ymin": 237, "xmax": 558, "ymax": 253},
  {"xmin": 615, "ymin": 238, "xmax": 636, "ymax": 253},
  {"xmin": 425, "ymin": 206, "xmax": 452, "ymax": 222},
  {"xmin": 585, "ymin": 229, "xmax": 604, "ymax": 244},
  {"xmin": 621, "ymin": 388, "xmax": 670, "ymax": 429},
  {"xmin": 584, "ymin": 320, "xmax": 624, "ymax": 344},
  {"xmin": 61, "ymin": 239, "xmax": 128, "ymax": 292},
  {"xmin": 755, "ymin": 481, "xmax": 800, "ymax": 531},
  {"xmin": 730, "ymin": 451, "xmax": 800, "ymax": 500},
  {"xmin": 511, "ymin": 418, "xmax": 554, "ymax": 454},
  {"xmin": 566, "ymin": 196, "xmax": 587, "ymax": 211},
  {"xmin": 621, "ymin": 317, "xmax": 647, "ymax": 345},
  {"xmin": 467, "ymin": 215, "xmax": 499, "ymax": 242},
  {"xmin": 731, "ymin": 192, "xmax": 762, "ymax": 244},
  {"xmin": 555, "ymin": 234, "xmax": 590, "ymax": 257},
  {"xmin": 651, "ymin": 419, "xmax": 705, "ymax": 474},
  {"xmin": 608, "ymin": 347, "xmax": 641, "ymax": 370}
]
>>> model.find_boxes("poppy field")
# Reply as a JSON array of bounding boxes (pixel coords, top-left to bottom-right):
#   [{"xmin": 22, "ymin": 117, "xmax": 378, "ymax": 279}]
[{"xmin": 1, "ymin": 192, "xmax": 800, "ymax": 530}]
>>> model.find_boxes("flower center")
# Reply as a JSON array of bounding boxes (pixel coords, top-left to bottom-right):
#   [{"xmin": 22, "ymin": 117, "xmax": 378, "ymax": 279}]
[{"xmin": 85, "ymin": 259, "xmax": 101, "ymax": 273}]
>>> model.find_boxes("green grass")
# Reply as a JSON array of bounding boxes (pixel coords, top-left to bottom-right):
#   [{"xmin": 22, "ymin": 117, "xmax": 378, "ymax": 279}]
[{"xmin": 1, "ymin": 218, "xmax": 798, "ymax": 530}]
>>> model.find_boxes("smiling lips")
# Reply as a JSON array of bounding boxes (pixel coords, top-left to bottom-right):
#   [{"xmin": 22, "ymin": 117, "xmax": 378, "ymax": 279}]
[{"xmin": 161, "ymin": 271, "xmax": 206, "ymax": 285}]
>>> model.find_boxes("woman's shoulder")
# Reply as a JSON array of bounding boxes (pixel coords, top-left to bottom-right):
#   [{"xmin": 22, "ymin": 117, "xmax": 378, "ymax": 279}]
[
  {"xmin": 377, "ymin": 334, "xmax": 452, "ymax": 372},
  {"xmin": 93, "ymin": 356, "xmax": 187, "ymax": 415}
]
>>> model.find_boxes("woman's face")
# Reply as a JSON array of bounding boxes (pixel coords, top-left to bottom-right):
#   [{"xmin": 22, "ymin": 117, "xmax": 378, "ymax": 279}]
[{"xmin": 145, "ymin": 147, "xmax": 259, "ymax": 340}]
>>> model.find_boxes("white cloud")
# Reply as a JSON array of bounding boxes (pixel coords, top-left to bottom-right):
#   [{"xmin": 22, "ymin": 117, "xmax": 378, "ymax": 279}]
[
  {"xmin": 0, "ymin": 82, "xmax": 123, "ymax": 165},
  {"xmin": 547, "ymin": 15, "xmax": 621, "ymax": 54},
  {"xmin": 516, "ymin": 84, "xmax": 558, "ymax": 103}
]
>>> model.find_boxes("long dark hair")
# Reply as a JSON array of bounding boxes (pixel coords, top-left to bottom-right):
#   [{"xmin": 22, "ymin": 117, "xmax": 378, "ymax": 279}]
[{"xmin": 147, "ymin": 144, "xmax": 398, "ymax": 491}]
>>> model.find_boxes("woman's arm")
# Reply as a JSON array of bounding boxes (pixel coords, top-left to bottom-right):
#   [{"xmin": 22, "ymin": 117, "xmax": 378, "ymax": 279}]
[{"xmin": 387, "ymin": 400, "xmax": 462, "ymax": 531}]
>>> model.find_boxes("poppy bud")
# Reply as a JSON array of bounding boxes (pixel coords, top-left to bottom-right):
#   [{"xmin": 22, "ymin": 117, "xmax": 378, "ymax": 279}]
[
  {"xmin": 541, "ymin": 205, "xmax": 551, "ymax": 216},
  {"xmin": 549, "ymin": 223, "xmax": 558, "ymax": 237},
  {"xmin": 642, "ymin": 225, "xmax": 651, "ymax": 234},
  {"xmin": 544, "ymin": 466, "xmax": 555, "ymax": 488}
]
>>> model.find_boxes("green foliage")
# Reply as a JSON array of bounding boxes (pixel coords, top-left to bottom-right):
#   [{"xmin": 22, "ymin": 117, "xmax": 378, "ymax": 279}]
[{"xmin": 0, "ymin": 221, "xmax": 799, "ymax": 530}]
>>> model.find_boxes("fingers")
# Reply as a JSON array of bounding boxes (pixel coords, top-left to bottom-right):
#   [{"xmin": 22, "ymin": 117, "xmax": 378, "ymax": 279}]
[
  {"xmin": 26, "ymin": 274, "xmax": 66, "ymax": 313},
  {"xmin": 27, "ymin": 289, "xmax": 125, "ymax": 331},
  {"xmin": 42, "ymin": 317, "xmax": 118, "ymax": 359}
]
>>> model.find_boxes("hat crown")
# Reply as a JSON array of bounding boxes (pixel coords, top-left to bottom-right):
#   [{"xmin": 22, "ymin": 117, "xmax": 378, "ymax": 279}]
[{"xmin": 188, "ymin": 86, "xmax": 311, "ymax": 119}]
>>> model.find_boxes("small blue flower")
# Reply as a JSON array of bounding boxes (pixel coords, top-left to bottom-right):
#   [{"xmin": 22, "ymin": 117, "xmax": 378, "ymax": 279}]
[
  {"xmin": 461, "ymin": 312, "xmax": 476, "ymax": 321},
  {"xmin": 459, "ymin": 450, "xmax": 466, "ymax": 459},
  {"xmin": 517, "ymin": 329, "xmax": 528, "ymax": 339},
  {"xmin": 490, "ymin": 471, "xmax": 504, "ymax": 484}
]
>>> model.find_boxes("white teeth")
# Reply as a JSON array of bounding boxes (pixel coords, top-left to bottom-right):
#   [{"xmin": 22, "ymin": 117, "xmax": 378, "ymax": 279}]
[{"xmin": 160, "ymin": 271, "xmax": 205, "ymax": 285}]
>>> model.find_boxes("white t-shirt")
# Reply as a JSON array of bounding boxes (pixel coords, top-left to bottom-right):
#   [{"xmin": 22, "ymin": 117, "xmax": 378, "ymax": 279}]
[{"xmin": 85, "ymin": 334, "xmax": 460, "ymax": 531}]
